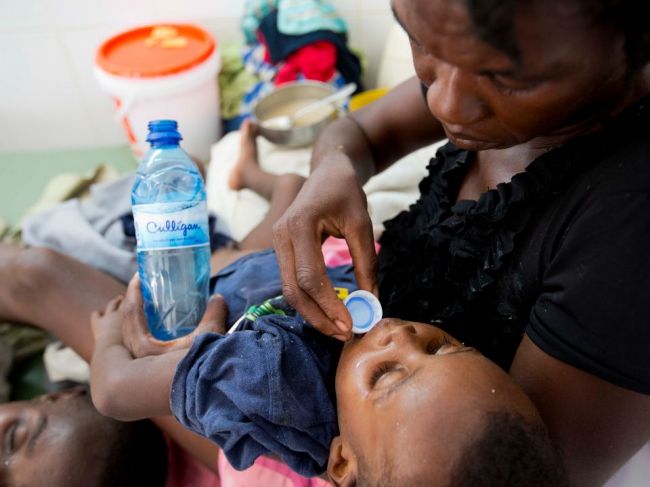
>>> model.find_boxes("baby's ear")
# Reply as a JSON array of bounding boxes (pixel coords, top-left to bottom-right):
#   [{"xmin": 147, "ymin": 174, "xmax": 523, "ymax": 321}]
[{"xmin": 328, "ymin": 436, "xmax": 357, "ymax": 487}]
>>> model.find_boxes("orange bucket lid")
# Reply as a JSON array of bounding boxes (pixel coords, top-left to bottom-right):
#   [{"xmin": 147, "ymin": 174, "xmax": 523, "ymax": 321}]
[{"xmin": 96, "ymin": 24, "xmax": 216, "ymax": 78}]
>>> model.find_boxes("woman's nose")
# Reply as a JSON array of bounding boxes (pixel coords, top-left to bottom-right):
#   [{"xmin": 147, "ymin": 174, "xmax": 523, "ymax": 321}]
[{"xmin": 426, "ymin": 62, "xmax": 487, "ymax": 126}]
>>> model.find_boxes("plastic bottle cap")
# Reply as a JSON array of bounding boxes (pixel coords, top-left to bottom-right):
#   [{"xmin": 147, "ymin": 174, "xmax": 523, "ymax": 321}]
[
  {"xmin": 344, "ymin": 290, "xmax": 383, "ymax": 334},
  {"xmin": 147, "ymin": 119, "xmax": 182, "ymax": 144}
]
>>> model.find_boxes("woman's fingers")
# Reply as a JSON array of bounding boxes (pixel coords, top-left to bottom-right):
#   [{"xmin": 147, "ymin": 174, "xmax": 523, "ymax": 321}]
[
  {"xmin": 292, "ymin": 228, "xmax": 352, "ymax": 335},
  {"xmin": 90, "ymin": 310, "xmax": 101, "ymax": 339},
  {"xmin": 273, "ymin": 218, "xmax": 350, "ymax": 340},
  {"xmin": 124, "ymin": 273, "xmax": 144, "ymax": 310},
  {"xmin": 121, "ymin": 274, "xmax": 227, "ymax": 356},
  {"xmin": 151, "ymin": 297, "xmax": 226, "ymax": 352},
  {"xmin": 196, "ymin": 294, "xmax": 228, "ymax": 335},
  {"xmin": 121, "ymin": 275, "xmax": 150, "ymax": 346},
  {"xmin": 119, "ymin": 274, "xmax": 163, "ymax": 357},
  {"xmin": 345, "ymin": 211, "xmax": 379, "ymax": 297}
]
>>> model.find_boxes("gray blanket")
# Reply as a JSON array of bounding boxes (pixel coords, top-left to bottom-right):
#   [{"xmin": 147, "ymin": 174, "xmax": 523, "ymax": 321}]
[{"xmin": 22, "ymin": 174, "xmax": 137, "ymax": 284}]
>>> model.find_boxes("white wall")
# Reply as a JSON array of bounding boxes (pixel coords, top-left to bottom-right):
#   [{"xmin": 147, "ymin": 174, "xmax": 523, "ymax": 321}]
[{"xmin": 0, "ymin": 0, "xmax": 393, "ymax": 153}]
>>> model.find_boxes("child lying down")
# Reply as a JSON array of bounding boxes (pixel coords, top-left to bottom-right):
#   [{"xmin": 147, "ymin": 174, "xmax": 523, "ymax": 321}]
[{"xmin": 90, "ymin": 249, "xmax": 568, "ymax": 486}]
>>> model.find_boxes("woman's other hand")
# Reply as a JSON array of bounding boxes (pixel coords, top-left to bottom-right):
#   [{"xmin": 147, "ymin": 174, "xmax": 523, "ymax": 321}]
[
  {"xmin": 89, "ymin": 278, "xmax": 226, "ymax": 422},
  {"xmin": 119, "ymin": 273, "xmax": 227, "ymax": 358}
]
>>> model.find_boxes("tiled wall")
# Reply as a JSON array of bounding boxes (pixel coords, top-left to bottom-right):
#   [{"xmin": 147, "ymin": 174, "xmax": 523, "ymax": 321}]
[{"xmin": 0, "ymin": 0, "xmax": 393, "ymax": 153}]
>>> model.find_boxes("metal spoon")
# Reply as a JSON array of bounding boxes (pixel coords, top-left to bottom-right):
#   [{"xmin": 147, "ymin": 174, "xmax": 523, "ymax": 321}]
[{"xmin": 260, "ymin": 83, "xmax": 357, "ymax": 130}]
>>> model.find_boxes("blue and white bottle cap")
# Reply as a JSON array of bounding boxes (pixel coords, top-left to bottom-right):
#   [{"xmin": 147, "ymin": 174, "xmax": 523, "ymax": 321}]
[{"xmin": 344, "ymin": 290, "xmax": 383, "ymax": 334}]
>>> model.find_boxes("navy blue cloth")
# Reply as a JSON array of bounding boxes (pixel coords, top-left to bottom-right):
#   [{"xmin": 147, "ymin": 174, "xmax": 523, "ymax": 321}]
[
  {"xmin": 171, "ymin": 249, "xmax": 356, "ymax": 476},
  {"xmin": 258, "ymin": 10, "xmax": 364, "ymax": 93}
]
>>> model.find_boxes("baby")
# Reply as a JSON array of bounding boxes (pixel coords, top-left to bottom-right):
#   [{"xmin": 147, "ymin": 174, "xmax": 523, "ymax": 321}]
[{"xmin": 90, "ymin": 249, "xmax": 568, "ymax": 486}]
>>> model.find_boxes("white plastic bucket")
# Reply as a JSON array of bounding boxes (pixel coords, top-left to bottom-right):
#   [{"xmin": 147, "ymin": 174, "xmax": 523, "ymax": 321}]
[{"xmin": 94, "ymin": 30, "xmax": 221, "ymax": 162}]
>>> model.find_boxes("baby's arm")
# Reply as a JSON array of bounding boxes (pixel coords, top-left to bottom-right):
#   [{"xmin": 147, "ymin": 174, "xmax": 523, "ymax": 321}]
[
  {"xmin": 90, "ymin": 298, "xmax": 184, "ymax": 420},
  {"xmin": 90, "ymin": 276, "xmax": 226, "ymax": 421}
]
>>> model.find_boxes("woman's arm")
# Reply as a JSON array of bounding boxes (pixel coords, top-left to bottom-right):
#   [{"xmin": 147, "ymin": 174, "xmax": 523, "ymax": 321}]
[
  {"xmin": 273, "ymin": 77, "xmax": 445, "ymax": 338},
  {"xmin": 313, "ymin": 76, "xmax": 444, "ymax": 177},
  {"xmin": 510, "ymin": 335, "xmax": 650, "ymax": 487}
]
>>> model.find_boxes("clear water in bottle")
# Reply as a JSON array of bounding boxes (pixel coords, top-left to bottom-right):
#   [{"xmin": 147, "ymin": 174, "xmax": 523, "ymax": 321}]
[{"xmin": 132, "ymin": 120, "xmax": 211, "ymax": 340}]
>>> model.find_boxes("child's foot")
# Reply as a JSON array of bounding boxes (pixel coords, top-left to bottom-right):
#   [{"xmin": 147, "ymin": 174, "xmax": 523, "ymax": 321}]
[{"xmin": 228, "ymin": 120, "xmax": 260, "ymax": 191}]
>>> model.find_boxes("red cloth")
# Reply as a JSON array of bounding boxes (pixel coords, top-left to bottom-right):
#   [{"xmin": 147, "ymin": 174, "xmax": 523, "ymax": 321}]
[
  {"xmin": 165, "ymin": 436, "xmax": 220, "ymax": 487},
  {"xmin": 275, "ymin": 41, "xmax": 338, "ymax": 85},
  {"xmin": 321, "ymin": 237, "xmax": 381, "ymax": 267},
  {"xmin": 218, "ymin": 450, "xmax": 330, "ymax": 487}
]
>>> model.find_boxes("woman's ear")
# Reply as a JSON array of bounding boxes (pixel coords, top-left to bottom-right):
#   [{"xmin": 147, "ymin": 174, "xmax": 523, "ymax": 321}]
[{"xmin": 328, "ymin": 436, "xmax": 357, "ymax": 487}]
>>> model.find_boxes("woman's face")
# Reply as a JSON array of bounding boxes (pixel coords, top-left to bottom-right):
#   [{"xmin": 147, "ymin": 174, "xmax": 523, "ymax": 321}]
[{"xmin": 392, "ymin": 0, "xmax": 631, "ymax": 151}]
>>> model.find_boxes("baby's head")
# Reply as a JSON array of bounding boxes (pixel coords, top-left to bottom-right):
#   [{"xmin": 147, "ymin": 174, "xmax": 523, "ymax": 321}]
[{"xmin": 328, "ymin": 319, "xmax": 567, "ymax": 486}]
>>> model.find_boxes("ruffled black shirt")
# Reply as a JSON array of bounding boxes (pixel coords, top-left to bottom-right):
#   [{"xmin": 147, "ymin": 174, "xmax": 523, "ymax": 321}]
[{"xmin": 377, "ymin": 93, "xmax": 650, "ymax": 394}]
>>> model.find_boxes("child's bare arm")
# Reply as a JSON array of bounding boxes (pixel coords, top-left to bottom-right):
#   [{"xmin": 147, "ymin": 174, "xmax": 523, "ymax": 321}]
[
  {"xmin": 90, "ymin": 275, "xmax": 226, "ymax": 421},
  {"xmin": 89, "ymin": 295, "xmax": 184, "ymax": 420}
]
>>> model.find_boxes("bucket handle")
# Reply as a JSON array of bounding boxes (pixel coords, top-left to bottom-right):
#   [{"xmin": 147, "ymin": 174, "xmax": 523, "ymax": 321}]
[{"xmin": 115, "ymin": 92, "xmax": 139, "ymax": 121}]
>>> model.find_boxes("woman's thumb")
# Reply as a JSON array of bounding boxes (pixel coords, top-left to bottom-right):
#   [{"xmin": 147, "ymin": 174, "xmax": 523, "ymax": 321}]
[{"xmin": 197, "ymin": 294, "xmax": 228, "ymax": 334}]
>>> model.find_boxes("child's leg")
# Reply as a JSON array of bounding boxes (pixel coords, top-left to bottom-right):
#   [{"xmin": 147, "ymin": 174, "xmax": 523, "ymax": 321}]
[
  {"xmin": 213, "ymin": 121, "xmax": 306, "ymax": 270},
  {"xmin": 228, "ymin": 120, "xmax": 277, "ymax": 198},
  {"xmin": 238, "ymin": 172, "xmax": 305, "ymax": 250},
  {"xmin": 211, "ymin": 168, "xmax": 307, "ymax": 273}
]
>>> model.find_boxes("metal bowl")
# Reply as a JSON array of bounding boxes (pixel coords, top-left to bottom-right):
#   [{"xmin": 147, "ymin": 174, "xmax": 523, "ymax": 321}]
[{"xmin": 253, "ymin": 81, "xmax": 339, "ymax": 147}]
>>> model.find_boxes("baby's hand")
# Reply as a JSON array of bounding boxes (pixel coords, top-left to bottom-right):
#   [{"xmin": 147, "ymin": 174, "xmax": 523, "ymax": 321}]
[
  {"xmin": 118, "ymin": 274, "xmax": 227, "ymax": 359},
  {"xmin": 91, "ymin": 295, "xmax": 126, "ymax": 350}
]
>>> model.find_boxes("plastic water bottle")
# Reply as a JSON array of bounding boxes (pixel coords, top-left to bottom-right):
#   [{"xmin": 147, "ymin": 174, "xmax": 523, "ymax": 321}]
[{"xmin": 132, "ymin": 120, "xmax": 211, "ymax": 340}]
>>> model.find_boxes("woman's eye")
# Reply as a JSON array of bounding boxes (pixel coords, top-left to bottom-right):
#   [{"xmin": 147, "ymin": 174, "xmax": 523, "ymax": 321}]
[{"xmin": 493, "ymin": 75, "xmax": 538, "ymax": 94}]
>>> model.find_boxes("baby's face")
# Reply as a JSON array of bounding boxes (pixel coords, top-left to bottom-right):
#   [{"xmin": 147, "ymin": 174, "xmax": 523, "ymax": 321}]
[{"xmin": 331, "ymin": 318, "xmax": 538, "ymax": 484}]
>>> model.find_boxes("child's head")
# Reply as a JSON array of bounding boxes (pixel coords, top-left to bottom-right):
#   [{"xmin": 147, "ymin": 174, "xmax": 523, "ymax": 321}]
[
  {"xmin": 328, "ymin": 319, "xmax": 567, "ymax": 486},
  {"xmin": 0, "ymin": 386, "xmax": 167, "ymax": 486}
]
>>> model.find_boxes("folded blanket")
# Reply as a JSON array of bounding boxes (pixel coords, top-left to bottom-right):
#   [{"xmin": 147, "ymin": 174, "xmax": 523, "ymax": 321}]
[
  {"xmin": 22, "ymin": 174, "xmax": 138, "ymax": 284},
  {"xmin": 206, "ymin": 130, "xmax": 439, "ymax": 242},
  {"xmin": 242, "ymin": 0, "xmax": 347, "ymax": 45}
]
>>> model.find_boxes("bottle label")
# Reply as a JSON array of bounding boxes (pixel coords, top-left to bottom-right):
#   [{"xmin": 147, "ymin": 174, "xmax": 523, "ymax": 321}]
[{"xmin": 132, "ymin": 201, "xmax": 209, "ymax": 250}]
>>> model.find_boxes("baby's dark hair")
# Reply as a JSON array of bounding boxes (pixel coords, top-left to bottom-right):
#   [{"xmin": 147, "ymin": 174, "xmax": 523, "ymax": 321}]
[
  {"xmin": 448, "ymin": 411, "xmax": 568, "ymax": 487},
  {"xmin": 96, "ymin": 418, "xmax": 168, "ymax": 487},
  {"xmin": 356, "ymin": 411, "xmax": 567, "ymax": 487},
  {"xmin": 464, "ymin": 0, "xmax": 650, "ymax": 71}
]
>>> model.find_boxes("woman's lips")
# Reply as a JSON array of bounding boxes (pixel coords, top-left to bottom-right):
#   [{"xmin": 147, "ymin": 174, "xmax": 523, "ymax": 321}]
[
  {"xmin": 442, "ymin": 124, "xmax": 510, "ymax": 149},
  {"xmin": 444, "ymin": 126, "xmax": 486, "ymax": 142}
]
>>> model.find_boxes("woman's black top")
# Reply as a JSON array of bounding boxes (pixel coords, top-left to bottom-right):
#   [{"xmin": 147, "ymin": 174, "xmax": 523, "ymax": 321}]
[{"xmin": 377, "ymin": 93, "xmax": 650, "ymax": 394}]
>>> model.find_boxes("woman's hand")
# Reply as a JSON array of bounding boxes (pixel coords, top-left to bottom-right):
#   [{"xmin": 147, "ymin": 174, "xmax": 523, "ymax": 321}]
[
  {"xmin": 119, "ymin": 273, "xmax": 226, "ymax": 358},
  {"xmin": 89, "ymin": 277, "xmax": 227, "ymax": 421},
  {"xmin": 272, "ymin": 152, "xmax": 378, "ymax": 341},
  {"xmin": 272, "ymin": 78, "xmax": 445, "ymax": 340}
]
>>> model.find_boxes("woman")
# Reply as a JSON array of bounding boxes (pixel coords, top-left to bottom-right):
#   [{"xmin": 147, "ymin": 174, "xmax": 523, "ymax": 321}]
[{"xmin": 271, "ymin": 1, "xmax": 650, "ymax": 485}]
